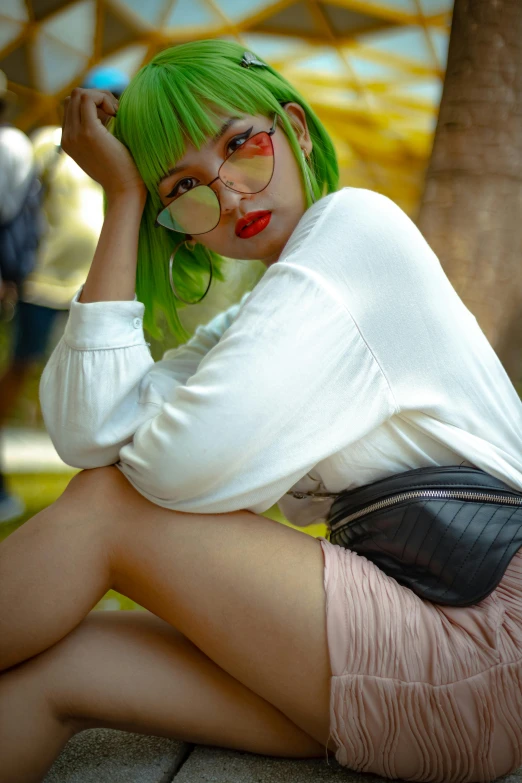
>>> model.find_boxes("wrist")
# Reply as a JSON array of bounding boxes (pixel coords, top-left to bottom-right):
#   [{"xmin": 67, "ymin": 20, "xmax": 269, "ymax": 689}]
[{"xmin": 105, "ymin": 186, "xmax": 147, "ymax": 211}]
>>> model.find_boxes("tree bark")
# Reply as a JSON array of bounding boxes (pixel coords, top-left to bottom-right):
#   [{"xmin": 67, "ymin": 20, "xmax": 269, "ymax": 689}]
[{"xmin": 416, "ymin": 0, "xmax": 522, "ymax": 389}]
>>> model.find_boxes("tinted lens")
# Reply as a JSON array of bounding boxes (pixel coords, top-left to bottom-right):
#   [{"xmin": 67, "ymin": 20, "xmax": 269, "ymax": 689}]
[
  {"xmin": 157, "ymin": 185, "xmax": 220, "ymax": 235},
  {"xmin": 221, "ymin": 132, "xmax": 274, "ymax": 193},
  {"xmin": 156, "ymin": 131, "xmax": 274, "ymax": 235}
]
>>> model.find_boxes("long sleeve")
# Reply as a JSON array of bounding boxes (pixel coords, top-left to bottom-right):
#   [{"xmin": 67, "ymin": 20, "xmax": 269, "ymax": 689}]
[
  {"xmin": 39, "ymin": 289, "xmax": 250, "ymax": 468},
  {"xmin": 40, "ymin": 184, "xmax": 522, "ymax": 525},
  {"xmin": 40, "ymin": 188, "xmax": 409, "ymax": 516},
  {"xmin": 114, "ymin": 260, "xmax": 396, "ymax": 515},
  {"xmin": 47, "ymin": 185, "xmax": 501, "ymax": 521}
]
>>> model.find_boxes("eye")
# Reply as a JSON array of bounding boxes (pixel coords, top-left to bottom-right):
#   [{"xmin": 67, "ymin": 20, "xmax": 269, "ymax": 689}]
[
  {"xmin": 226, "ymin": 127, "xmax": 253, "ymax": 155},
  {"xmin": 166, "ymin": 177, "xmax": 195, "ymax": 200},
  {"xmin": 164, "ymin": 127, "xmax": 255, "ymax": 201}
]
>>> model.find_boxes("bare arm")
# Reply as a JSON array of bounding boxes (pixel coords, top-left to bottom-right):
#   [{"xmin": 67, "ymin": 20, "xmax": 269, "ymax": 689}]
[
  {"xmin": 60, "ymin": 86, "xmax": 148, "ymax": 303},
  {"xmin": 79, "ymin": 191, "xmax": 146, "ymax": 302}
]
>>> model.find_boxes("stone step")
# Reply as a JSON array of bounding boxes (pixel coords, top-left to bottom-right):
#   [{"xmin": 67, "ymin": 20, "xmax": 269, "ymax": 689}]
[
  {"xmin": 42, "ymin": 728, "xmax": 522, "ymax": 783},
  {"xmin": 174, "ymin": 744, "xmax": 377, "ymax": 782},
  {"xmin": 43, "ymin": 730, "xmax": 185, "ymax": 783},
  {"xmin": 41, "ymin": 729, "xmax": 373, "ymax": 783}
]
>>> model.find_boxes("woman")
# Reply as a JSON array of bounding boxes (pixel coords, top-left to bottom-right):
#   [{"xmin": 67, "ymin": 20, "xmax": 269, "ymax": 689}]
[{"xmin": 1, "ymin": 39, "xmax": 522, "ymax": 783}]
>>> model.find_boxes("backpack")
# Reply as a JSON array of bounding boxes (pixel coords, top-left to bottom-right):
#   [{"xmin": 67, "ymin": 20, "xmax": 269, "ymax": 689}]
[{"xmin": 0, "ymin": 171, "xmax": 43, "ymax": 285}]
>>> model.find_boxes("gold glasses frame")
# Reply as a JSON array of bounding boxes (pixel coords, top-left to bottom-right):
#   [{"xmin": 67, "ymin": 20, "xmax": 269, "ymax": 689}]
[{"xmin": 155, "ymin": 112, "xmax": 279, "ymax": 236}]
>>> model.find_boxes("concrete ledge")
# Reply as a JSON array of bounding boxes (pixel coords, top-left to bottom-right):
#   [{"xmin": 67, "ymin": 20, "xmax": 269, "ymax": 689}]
[
  {"xmin": 42, "ymin": 729, "xmax": 186, "ymax": 783},
  {"xmin": 174, "ymin": 745, "xmax": 383, "ymax": 782},
  {"xmin": 42, "ymin": 730, "xmax": 522, "ymax": 783}
]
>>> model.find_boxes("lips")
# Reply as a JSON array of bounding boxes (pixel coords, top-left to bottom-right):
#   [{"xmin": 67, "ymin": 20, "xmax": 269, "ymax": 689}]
[{"xmin": 235, "ymin": 210, "xmax": 272, "ymax": 237}]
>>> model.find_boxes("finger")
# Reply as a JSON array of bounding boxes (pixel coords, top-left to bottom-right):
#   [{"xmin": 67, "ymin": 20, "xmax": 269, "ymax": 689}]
[
  {"xmin": 86, "ymin": 89, "xmax": 118, "ymax": 116},
  {"xmin": 79, "ymin": 91, "xmax": 103, "ymax": 129},
  {"xmin": 96, "ymin": 107, "xmax": 113, "ymax": 127},
  {"xmin": 101, "ymin": 93, "xmax": 118, "ymax": 116},
  {"xmin": 61, "ymin": 97, "xmax": 70, "ymax": 138},
  {"xmin": 61, "ymin": 94, "xmax": 77, "ymax": 148},
  {"xmin": 68, "ymin": 87, "xmax": 83, "ymax": 138},
  {"xmin": 99, "ymin": 89, "xmax": 119, "ymax": 109},
  {"xmin": 79, "ymin": 93, "xmax": 114, "ymax": 131}
]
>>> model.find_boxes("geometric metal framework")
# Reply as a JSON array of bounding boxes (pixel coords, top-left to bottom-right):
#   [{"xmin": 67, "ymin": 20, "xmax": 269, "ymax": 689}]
[{"xmin": 1, "ymin": 0, "xmax": 453, "ymax": 215}]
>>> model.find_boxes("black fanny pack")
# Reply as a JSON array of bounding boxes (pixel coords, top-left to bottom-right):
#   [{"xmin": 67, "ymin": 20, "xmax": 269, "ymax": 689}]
[{"xmin": 326, "ymin": 466, "xmax": 522, "ymax": 607}]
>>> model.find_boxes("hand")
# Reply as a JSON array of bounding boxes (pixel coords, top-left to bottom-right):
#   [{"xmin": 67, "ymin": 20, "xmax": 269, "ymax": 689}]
[{"xmin": 61, "ymin": 88, "xmax": 147, "ymax": 201}]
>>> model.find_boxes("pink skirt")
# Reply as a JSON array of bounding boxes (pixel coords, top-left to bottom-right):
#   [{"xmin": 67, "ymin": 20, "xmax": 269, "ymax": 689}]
[{"xmin": 319, "ymin": 537, "xmax": 522, "ymax": 783}]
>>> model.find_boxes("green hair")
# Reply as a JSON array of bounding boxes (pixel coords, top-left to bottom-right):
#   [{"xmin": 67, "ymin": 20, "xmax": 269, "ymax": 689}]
[{"xmin": 111, "ymin": 38, "xmax": 339, "ymax": 342}]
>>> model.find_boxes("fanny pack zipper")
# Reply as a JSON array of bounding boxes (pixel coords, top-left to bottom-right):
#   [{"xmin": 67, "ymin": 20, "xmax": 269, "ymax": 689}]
[{"xmin": 329, "ymin": 489, "xmax": 522, "ymax": 533}]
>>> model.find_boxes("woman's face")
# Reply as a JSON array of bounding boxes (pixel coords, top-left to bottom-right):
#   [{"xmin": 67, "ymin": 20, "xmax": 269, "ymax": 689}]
[{"xmin": 157, "ymin": 102, "xmax": 313, "ymax": 267}]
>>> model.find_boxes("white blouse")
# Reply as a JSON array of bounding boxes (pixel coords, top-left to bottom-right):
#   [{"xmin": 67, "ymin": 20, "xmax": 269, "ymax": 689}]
[{"xmin": 39, "ymin": 187, "xmax": 522, "ymax": 526}]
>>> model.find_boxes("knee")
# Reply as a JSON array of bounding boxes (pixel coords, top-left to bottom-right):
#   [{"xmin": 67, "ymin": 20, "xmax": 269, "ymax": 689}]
[
  {"xmin": 64, "ymin": 466, "xmax": 130, "ymax": 507},
  {"xmin": 60, "ymin": 466, "xmax": 151, "ymax": 536},
  {"xmin": 49, "ymin": 466, "xmax": 134, "ymax": 541},
  {"xmin": 68, "ymin": 465, "xmax": 121, "ymax": 490}
]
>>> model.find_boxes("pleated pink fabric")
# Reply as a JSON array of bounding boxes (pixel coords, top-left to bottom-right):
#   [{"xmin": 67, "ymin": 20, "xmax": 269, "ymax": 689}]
[{"xmin": 319, "ymin": 537, "xmax": 522, "ymax": 782}]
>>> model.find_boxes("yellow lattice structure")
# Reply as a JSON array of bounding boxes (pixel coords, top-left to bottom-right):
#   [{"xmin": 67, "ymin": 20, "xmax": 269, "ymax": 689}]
[{"xmin": 0, "ymin": 0, "xmax": 453, "ymax": 214}]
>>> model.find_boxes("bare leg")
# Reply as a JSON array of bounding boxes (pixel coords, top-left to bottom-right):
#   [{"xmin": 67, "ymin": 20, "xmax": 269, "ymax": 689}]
[
  {"xmin": 0, "ymin": 611, "xmax": 325, "ymax": 783},
  {"xmin": 0, "ymin": 467, "xmax": 335, "ymax": 755}
]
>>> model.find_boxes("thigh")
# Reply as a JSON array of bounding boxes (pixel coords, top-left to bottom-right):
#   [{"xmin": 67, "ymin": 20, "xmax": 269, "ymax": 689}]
[
  {"xmin": 27, "ymin": 610, "xmax": 325, "ymax": 758},
  {"xmin": 66, "ymin": 468, "xmax": 334, "ymax": 753}
]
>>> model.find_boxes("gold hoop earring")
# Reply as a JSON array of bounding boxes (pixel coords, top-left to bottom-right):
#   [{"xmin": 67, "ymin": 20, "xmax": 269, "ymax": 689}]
[{"xmin": 168, "ymin": 238, "xmax": 213, "ymax": 305}]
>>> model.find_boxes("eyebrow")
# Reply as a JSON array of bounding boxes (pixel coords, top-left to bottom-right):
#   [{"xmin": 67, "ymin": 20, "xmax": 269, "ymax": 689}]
[{"xmin": 162, "ymin": 116, "xmax": 243, "ymax": 181}]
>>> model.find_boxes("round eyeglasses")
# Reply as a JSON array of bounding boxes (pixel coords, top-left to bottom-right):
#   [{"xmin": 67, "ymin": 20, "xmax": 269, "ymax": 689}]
[{"xmin": 155, "ymin": 113, "xmax": 278, "ymax": 236}]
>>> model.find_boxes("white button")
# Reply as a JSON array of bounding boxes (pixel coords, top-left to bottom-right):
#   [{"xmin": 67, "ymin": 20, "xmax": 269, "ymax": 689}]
[{"xmin": 133, "ymin": 317, "xmax": 142, "ymax": 329}]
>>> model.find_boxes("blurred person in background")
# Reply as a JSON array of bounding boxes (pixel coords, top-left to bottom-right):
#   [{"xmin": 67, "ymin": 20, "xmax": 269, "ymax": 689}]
[
  {"xmin": 0, "ymin": 67, "xmax": 129, "ymax": 523},
  {"xmin": 0, "ymin": 70, "xmax": 42, "ymax": 522}
]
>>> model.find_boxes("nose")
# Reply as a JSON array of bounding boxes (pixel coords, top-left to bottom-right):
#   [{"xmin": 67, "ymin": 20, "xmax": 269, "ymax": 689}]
[{"xmin": 212, "ymin": 178, "xmax": 249, "ymax": 218}]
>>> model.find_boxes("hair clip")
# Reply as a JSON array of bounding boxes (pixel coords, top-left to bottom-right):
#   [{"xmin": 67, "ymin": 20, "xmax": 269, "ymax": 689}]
[{"xmin": 240, "ymin": 52, "xmax": 267, "ymax": 69}]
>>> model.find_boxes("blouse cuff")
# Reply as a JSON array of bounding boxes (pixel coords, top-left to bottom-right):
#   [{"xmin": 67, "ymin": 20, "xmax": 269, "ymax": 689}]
[{"xmin": 64, "ymin": 285, "xmax": 147, "ymax": 351}]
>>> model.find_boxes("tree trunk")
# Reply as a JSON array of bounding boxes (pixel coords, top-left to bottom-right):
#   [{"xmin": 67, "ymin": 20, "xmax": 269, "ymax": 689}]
[{"xmin": 416, "ymin": 0, "xmax": 522, "ymax": 389}]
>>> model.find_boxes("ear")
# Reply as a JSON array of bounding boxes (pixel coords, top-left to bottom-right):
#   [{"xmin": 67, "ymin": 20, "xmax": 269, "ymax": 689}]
[{"xmin": 282, "ymin": 102, "xmax": 313, "ymax": 157}]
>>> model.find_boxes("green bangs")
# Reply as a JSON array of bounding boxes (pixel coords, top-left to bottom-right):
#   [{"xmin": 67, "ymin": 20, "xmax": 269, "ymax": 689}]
[
  {"xmin": 115, "ymin": 50, "xmax": 276, "ymax": 194},
  {"xmin": 109, "ymin": 39, "xmax": 339, "ymax": 344}
]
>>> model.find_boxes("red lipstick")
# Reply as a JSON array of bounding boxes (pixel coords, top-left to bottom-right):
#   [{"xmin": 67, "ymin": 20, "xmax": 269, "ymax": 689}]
[{"xmin": 235, "ymin": 210, "xmax": 272, "ymax": 239}]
